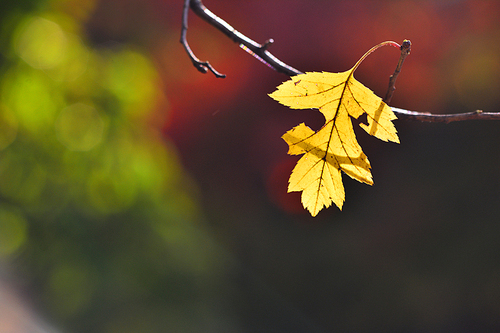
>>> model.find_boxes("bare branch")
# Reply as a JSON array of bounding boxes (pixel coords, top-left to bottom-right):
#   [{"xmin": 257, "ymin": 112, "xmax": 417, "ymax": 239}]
[
  {"xmin": 183, "ymin": 0, "xmax": 500, "ymax": 123},
  {"xmin": 180, "ymin": 0, "xmax": 226, "ymax": 78},
  {"xmin": 186, "ymin": 0, "xmax": 302, "ymax": 77}
]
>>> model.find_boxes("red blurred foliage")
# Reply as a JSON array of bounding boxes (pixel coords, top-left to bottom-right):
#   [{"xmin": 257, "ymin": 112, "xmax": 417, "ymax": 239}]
[{"xmin": 88, "ymin": 0, "xmax": 500, "ymax": 216}]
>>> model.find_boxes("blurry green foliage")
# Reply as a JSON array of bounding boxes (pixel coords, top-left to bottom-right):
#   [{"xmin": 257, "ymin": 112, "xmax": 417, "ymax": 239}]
[
  {"xmin": 0, "ymin": 3, "xmax": 231, "ymax": 332},
  {"xmin": 0, "ymin": 204, "xmax": 28, "ymax": 256}
]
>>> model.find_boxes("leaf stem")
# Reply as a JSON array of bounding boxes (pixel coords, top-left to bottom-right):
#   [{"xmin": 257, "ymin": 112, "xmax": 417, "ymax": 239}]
[{"xmin": 352, "ymin": 41, "xmax": 401, "ymax": 72}]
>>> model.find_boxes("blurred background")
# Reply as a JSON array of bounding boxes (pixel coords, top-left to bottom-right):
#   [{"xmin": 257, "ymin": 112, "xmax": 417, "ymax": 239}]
[{"xmin": 0, "ymin": 0, "xmax": 500, "ymax": 332}]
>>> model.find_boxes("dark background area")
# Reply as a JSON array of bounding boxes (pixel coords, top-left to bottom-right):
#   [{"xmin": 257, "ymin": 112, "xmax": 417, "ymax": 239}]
[{"xmin": 1, "ymin": 0, "xmax": 500, "ymax": 332}]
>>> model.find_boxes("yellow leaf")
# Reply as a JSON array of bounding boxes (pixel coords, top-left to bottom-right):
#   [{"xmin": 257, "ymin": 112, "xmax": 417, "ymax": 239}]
[{"xmin": 269, "ymin": 43, "xmax": 400, "ymax": 216}]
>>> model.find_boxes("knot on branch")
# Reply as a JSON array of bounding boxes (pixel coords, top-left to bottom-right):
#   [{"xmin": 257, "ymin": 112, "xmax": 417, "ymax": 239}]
[{"xmin": 261, "ymin": 39, "xmax": 274, "ymax": 51}]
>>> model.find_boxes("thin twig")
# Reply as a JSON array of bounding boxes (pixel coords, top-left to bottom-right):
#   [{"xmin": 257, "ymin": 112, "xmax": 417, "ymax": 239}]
[
  {"xmin": 180, "ymin": 0, "xmax": 226, "ymax": 78},
  {"xmin": 183, "ymin": 0, "xmax": 500, "ymax": 123},
  {"xmin": 187, "ymin": 0, "xmax": 301, "ymax": 77},
  {"xmin": 384, "ymin": 39, "xmax": 411, "ymax": 104}
]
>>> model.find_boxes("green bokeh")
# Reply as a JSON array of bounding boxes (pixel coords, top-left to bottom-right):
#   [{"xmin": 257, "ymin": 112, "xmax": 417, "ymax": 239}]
[
  {"xmin": 0, "ymin": 204, "xmax": 27, "ymax": 255},
  {"xmin": 0, "ymin": 3, "xmax": 231, "ymax": 332}
]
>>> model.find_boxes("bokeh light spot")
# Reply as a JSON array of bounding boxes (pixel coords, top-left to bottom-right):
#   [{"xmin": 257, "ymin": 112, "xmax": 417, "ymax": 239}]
[
  {"xmin": 47, "ymin": 262, "xmax": 97, "ymax": 318},
  {"xmin": 0, "ymin": 104, "xmax": 18, "ymax": 150},
  {"xmin": 86, "ymin": 168, "xmax": 137, "ymax": 214},
  {"xmin": 55, "ymin": 103, "xmax": 105, "ymax": 151},
  {"xmin": 15, "ymin": 17, "xmax": 67, "ymax": 70},
  {"xmin": 1, "ymin": 67, "xmax": 60, "ymax": 133},
  {"xmin": 105, "ymin": 50, "xmax": 158, "ymax": 118},
  {"xmin": 0, "ymin": 205, "xmax": 28, "ymax": 256},
  {"xmin": 45, "ymin": 32, "xmax": 89, "ymax": 82}
]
